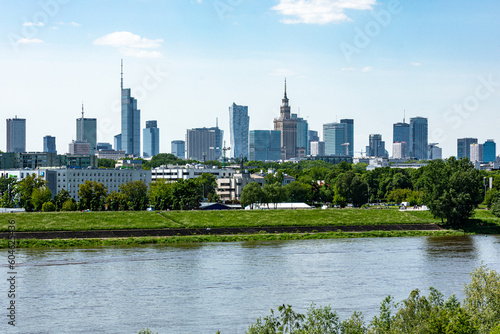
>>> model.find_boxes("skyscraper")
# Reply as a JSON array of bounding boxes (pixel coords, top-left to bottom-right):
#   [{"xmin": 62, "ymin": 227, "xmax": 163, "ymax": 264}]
[
  {"xmin": 293, "ymin": 114, "xmax": 309, "ymax": 157},
  {"xmin": 186, "ymin": 126, "xmax": 223, "ymax": 161},
  {"xmin": 367, "ymin": 134, "xmax": 386, "ymax": 157},
  {"xmin": 120, "ymin": 60, "xmax": 141, "ymax": 157},
  {"xmin": 6, "ymin": 116, "xmax": 26, "ymax": 153},
  {"xmin": 249, "ymin": 130, "xmax": 281, "ymax": 161},
  {"xmin": 310, "ymin": 141, "xmax": 325, "ymax": 156},
  {"xmin": 470, "ymin": 143, "xmax": 483, "ymax": 162},
  {"xmin": 273, "ymin": 79, "xmax": 297, "ymax": 160},
  {"xmin": 483, "ymin": 139, "xmax": 496, "ymax": 163},
  {"xmin": 43, "ymin": 136, "xmax": 56, "ymax": 154},
  {"xmin": 340, "ymin": 119, "xmax": 354, "ymax": 157},
  {"xmin": 409, "ymin": 117, "xmax": 428, "ymax": 160},
  {"xmin": 76, "ymin": 104, "xmax": 97, "ymax": 154},
  {"xmin": 428, "ymin": 143, "xmax": 442, "ymax": 160},
  {"xmin": 393, "ymin": 142, "xmax": 407, "ymax": 159},
  {"xmin": 323, "ymin": 122, "xmax": 347, "ymax": 156},
  {"xmin": 143, "ymin": 120, "xmax": 160, "ymax": 158},
  {"xmin": 114, "ymin": 134, "xmax": 122, "ymax": 151},
  {"xmin": 171, "ymin": 140, "xmax": 185, "ymax": 159},
  {"xmin": 229, "ymin": 103, "xmax": 249, "ymax": 159},
  {"xmin": 457, "ymin": 138, "xmax": 478, "ymax": 159},
  {"xmin": 393, "ymin": 120, "xmax": 410, "ymax": 157},
  {"xmin": 308, "ymin": 130, "xmax": 319, "ymax": 155}
]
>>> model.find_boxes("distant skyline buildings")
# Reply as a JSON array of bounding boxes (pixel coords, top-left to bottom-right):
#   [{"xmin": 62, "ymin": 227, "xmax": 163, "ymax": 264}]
[
  {"xmin": 393, "ymin": 120, "xmax": 410, "ymax": 157},
  {"xmin": 186, "ymin": 126, "xmax": 223, "ymax": 161},
  {"xmin": 273, "ymin": 80, "xmax": 297, "ymax": 160},
  {"xmin": 483, "ymin": 140, "xmax": 496, "ymax": 163},
  {"xmin": 43, "ymin": 136, "xmax": 56, "ymax": 154},
  {"xmin": 76, "ymin": 105, "xmax": 97, "ymax": 154},
  {"xmin": 393, "ymin": 142, "xmax": 407, "ymax": 159},
  {"xmin": 249, "ymin": 130, "xmax": 281, "ymax": 161},
  {"xmin": 470, "ymin": 143, "xmax": 483, "ymax": 163},
  {"xmin": 171, "ymin": 140, "xmax": 185, "ymax": 159},
  {"xmin": 367, "ymin": 134, "xmax": 386, "ymax": 157},
  {"xmin": 457, "ymin": 138, "xmax": 478, "ymax": 160},
  {"xmin": 409, "ymin": 117, "xmax": 428, "ymax": 160},
  {"xmin": 293, "ymin": 113, "xmax": 309, "ymax": 157},
  {"xmin": 6, "ymin": 116, "xmax": 26, "ymax": 153},
  {"xmin": 428, "ymin": 143, "xmax": 442, "ymax": 160},
  {"xmin": 310, "ymin": 141, "xmax": 325, "ymax": 157},
  {"xmin": 119, "ymin": 60, "xmax": 141, "ymax": 157},
  {"xmin": 340, "ymin": 119, "xmax": 354, "ymax": 157},
  {"xmin": 229, "ymin": 103, "xmax": 249, "ymax": 159},
  {"xmin": 323, "ymin": 122, "xmax": 347, "ymax": 156},
  {"xmin": 143, "ymin": 120, "xmax": 159, "ymax": 158}
]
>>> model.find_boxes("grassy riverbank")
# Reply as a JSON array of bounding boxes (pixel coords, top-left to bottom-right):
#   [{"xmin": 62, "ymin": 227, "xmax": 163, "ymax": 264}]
[{"xmin": 0, "ymin": 207, "xmax": 445, "ymax": 232}]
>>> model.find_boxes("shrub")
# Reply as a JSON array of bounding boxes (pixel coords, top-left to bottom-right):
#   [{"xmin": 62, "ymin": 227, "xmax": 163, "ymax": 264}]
[
  {"xmin": 41, "ymin": 201, "xmax": 56, "ymax": 212},
  {"xmin": 61, "ymin": 199, "xmax": 77, "ymax": 211}
]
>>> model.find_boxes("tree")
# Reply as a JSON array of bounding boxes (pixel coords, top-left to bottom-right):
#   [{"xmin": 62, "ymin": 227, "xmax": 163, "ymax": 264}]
[
  {"xmin": 54, "ymin": 188, "xmax": 72, "ymax": 211},
  {"xmin": 0, "ymin": 177, "xmax": 17, "ymax": 208},
  {"xmin": 284, "ymin": 181, "xmax": 312, "ymax": 204},
  {"xmin": 15, "ymin": 174, "xmax": 47, "ymax": 212},
  {"xmin": 77, "ymin": 180, "xmax": 108, "ymax": 211},
  {"xmin": 106, "ymin": 191, "xmax": 128, "ymax": 211},
  {"xmin": 196, "ymin": 173, "xmax": 218, "ymax": 201},
  {"xmin": 119, "ymin": 180, "xmax": 148, "ymax": 210},
  {"xmin": 422, "ymin": 158, "xmax": 483, "ymax": 224},
  {"xmin": 148, "ymin": 180, "xmax": 174, "ymax": 210},
  {"xmin": 240, "ymin": 182, "xmax": 265, "ymax": 209},
  {"xmin": 98, "ymin": 158, "xmax": 116, "ymax": 168},
  {"xmin": 263, "ymin": 183, "xmax": 286, "ymax": 209},
  {"xmin": 31, "ymin": 186, "xmax": 52, "ymax": 211},
  {"xmin": 171, "ymin": 179, "xmax": 202, "ymax": 210},
  {"xmin": 61, "ymin": 199, "xmax": 77, "ymax": 211},
  {"xmin": 41, "ymin": 201, "xmax": 56, "ymax": 212},
  {"xmin": 335, "ymin": 171, "xmax": 368, "ymax": 207}
]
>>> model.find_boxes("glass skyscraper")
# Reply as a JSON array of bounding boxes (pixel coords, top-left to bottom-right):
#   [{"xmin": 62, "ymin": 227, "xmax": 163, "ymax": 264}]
[
  {"xmin": 143, "ymin": 120, "xmax": 159, "ymax": 158},
  {"xmin": 186, "ymin": 126, "xmax": 223, "ymax": 161},
  {"xmin": 323, "ymin": 122, "xmax": 347, "ymax": 156},
  {"xmin": 293, "ymin": 114, "xmax": 309, "ymax": 156},
  {"xmin": 483, "ymin": 139, "xmax": 496, "ymax": 163},
  {"xmin": 340, "ymin": 119, "xmax": 354, "ymax": 157},
  {"xmin": 43, "ymin": 136, "xmax": 56, "ymax": 154},
  {"xmin": 409, "ymin": 117, "xmax": 428, "ymax": 160},
  {"xmin": 393, "ymin": 122, "xmax": 410, "ymax": 143},
  {"xmin": 171, "ymin": 140, "xmax": 185, "ymax": 159},
  {"xmin": 6, "ymin": 116, "xmax": 26, "ymax": 153},
  {"xmin": 249, "ymin": 130, "xmax": 281, "ymax": 161},
  {"xmin": 76, "ymin": 114, "xmax": 97, "ymax": 154},
  {"xmin": 367, "ymin": 134, "xmax": 386, "ymax": 157},
  {"xmin": 120, "ymin": 61, "xmax": 141, "ymax": 157},
  {"xmin": 457, "ymin": 138, "xmax": 478, "ymax": 159},
  {"xmin": 229, "ymin": 103, "xmax": 249, "ymax": 159}
]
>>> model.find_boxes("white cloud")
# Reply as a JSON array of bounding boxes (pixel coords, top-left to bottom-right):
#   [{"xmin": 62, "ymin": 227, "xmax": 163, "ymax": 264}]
[
  {"xmin": 94, "ymin": 31, "xmax": 164, "ymax": 58},
  {"xmin": 410, "ymin": 62, "xmax": 422, "ymax": 67},
  {"xmin": 17, "ymin": 38, "xmax": 43, "ymax": 44},
  {"xmin": 23, "ymin": 22, "xmax": 44, "ymax": 27},
  {"xmin": 362, "ymin": 66, "xmax": 373, "ymax": 72},
  {"xmin": 272, "ymin": 0, "xmax": 376, "ymax": 24}
]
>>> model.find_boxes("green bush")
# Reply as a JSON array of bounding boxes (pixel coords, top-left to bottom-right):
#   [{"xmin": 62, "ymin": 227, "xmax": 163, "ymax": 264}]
[
  {"xmin": 41, "ymin": 201, "xmax": 56, "ymax": 212},
  {"xmin": 61, "ymin": 199, "xmax": 77, "ymax": 211}
]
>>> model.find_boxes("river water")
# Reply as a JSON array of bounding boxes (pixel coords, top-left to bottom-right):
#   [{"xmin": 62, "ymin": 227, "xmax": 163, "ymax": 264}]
[{"xmin": 2, "ymin": 235, "xmax": 500, "ymax": 334}]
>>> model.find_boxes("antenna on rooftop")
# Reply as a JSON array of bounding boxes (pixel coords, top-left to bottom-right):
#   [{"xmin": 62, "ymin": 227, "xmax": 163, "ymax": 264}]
[
  {"xmin": 121, "ymin": 59, "xmax": 123, "ymax": 90},
  {"xmin": 403, "ymin": 109, "xmax": 406, "ymax": 123}
]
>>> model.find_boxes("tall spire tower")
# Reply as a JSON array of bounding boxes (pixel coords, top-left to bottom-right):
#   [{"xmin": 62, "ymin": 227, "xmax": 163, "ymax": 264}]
[
  {"xmin": 274, "ymin": 78, "xmax": 297, "ymax": 159},
  {"xmin": 120, "ymin": 59, "xmax": 141, "ymax": 157},
  {"xmin": 280, "ymin": 78, "xmax": 291, "ymax": 119},
  {"xmin": 121, "ymin": 59, "xmax": 124, "ymax": 90}
]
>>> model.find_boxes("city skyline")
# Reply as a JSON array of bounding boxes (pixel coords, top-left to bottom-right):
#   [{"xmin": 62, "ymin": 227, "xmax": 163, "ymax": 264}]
[{"xmin": 2, "ymin": 1, "xmax": 500, "ymax": 158}]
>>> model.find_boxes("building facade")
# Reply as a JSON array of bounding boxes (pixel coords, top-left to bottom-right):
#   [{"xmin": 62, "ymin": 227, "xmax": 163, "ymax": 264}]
[
  {"xmin": 97, "ymin": 143, "xmax": 113, "ymax": 151},
  {"xmin": 76, "ymin": 113, "xmax": 97, "ymax": 154},
  {"xmin": 393, "ymin": 121, "xmax": 410, "ymax": 157},
  {"xmin": 43, "ymin": 136, "xmax": 56, "ymax": 154},
  {"xmin": 428, "ymin": 143, "xmax": 442, "ymax": 160},
  {"xmin": 470, "ymin": 143, "xmax": 483, "ymax": 163},
  {"xmin": 273, "ymin": 80, "xmax": 297, "ymax": 160},
  {"xmin": 6, "ymin": 116, "xmax": 26, "ymax": 153},
  {"xmin": 229, "ymin": 103, "xmax": 249, "ymax": 159},
  {"xmin": 483, "ymin": 139, "xmax": 496, "ymax": 163},
  {"xmin": 323, "ymin": 122, "xmax": 347, "ymax": 156},
  {"xmin": 0, "ymin": 152, "xmax": 97, "ymax": 169},
  {"xmin": 392, "ymin": 142, "xmax": 408, "ymax": 159},
  {"xmin": 68, "ymin": 140, "xmax": 91, "ymax": 155},
  {"xmin": 186, "ymin": 126, "xmax": 223, "ymax": 161},
  {"xmin": 216, "ymin": 172, "xmax": 265, "ymax": 202},
  {"xmin": 409, "ymin": 117, "xmax": 428, "ymax": 160},
  {"xmin": 171, "ymin": 140, "xmax": 185, "ymax": 159},
  {"xmin": 152, "ymin": 164, "xmax": 234, "ymax": 182},
  {"xmin": 120, "ymin": 62, "xmax": 141, "ymax": 157},
  {"xmin": 310, "ymin": 141, "xmax": 325, "ymax": 157},
  {"xmin": 457, "ymin": 138, "xmax": 478, "ymax": 159},
  {"xmin": 114, "ymin": 134, "xmax": 122, "ymax": 151},
  {"xmin": 367, "ymin": 134, "xmax": 386, "ymax": 157},
  {"xmin": 293, "ymin": 114, "xmax": 309, "ymax": 157},
  {"xmin": 248, "ymin": 130, "xmax": 281, "ymax": 161},
  {"xmin": 340, "ymin": 119, "xmax": 354, "ymax": 157},
  {"xmin": 143, "ymin": 120, "xmax": 160, "ymax": 158},
  {"xmin": 308, "ymin": 130, "xmax": 319, "ymax": 155}
]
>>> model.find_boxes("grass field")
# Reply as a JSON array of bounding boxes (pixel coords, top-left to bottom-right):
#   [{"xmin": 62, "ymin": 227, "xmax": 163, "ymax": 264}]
[{"xmin": 0, "ymin": 208, "xmax": 445, "ymax": 232}]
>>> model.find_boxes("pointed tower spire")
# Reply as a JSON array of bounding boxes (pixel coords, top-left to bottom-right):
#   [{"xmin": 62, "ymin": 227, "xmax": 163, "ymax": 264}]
[
  {"xmin": 284, "ymin": 78, "xmax": 287, "ymax": 99},
  {"xmin": 403, "ymin": 109, "xmax": 406, "ymax": 123},
  {"xmin": 121, "ymin": 59, "xmax": 124, "ymax": 90}
]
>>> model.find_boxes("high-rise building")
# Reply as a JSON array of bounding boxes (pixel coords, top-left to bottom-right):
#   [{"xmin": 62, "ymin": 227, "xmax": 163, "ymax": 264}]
[
  {"xmin": 171, "ymin": 140, "xmax": 185, "ymax": 159},
  {"xmin": 6, "ymin": 116, "xmax": 26, "ymax": 153},
  {"xmin": 367, "ymin": 134, "xmax": 386, "ymax": 157},
  {"xmin": 457, "ymin": 138, "xmax": 478, "ymax": 159},
  {"xmin": 186, "ymin": 126, "xmax": 223, "ymax": 161},
  {"xmin": 483, "ymin": 139, "xmax": 496, "ymax": 163},
  {"xmin": 340, "ymin": 119, "xmax": 354, "ymax": 157},
  {"xmin": 114, "ymin": 134, "xmax": 122, "ymax": 151},
  {"xmin": 293, "ymin": 114, "xmax": 309, "ymax": 157},
  {"xmin": 393, "ymin": 120, "xmax": 410, "ymax": 157},
  {"xmin": 409, "ymin": 117, "xmax": 428, "ymax": 160},
  {"xmin": 308, "ymin": 130, "xmax": 319, "ymax": 155},
  {"xmin": 68, "ymin": 140, "xmax": 91, "ymax": 155},
  {"xmin": 470, "ymin": 143, "xmax": 483, "ymax": 163},
  {"xmin": 76, "ymin": 104, "xmax": 97, "ymax": 154},
  {"xmin": 120, "ymin": 60, "xmax": 141, "ymax": 157},
  {"xmin": 249, "ymin": 130, "xmax": 281, "ymax": 161},
  {"xmin": 143, "ymin": 120, "xmax": 159, "ymax": 158},
  {"xmin": 43, "ymin": 136, "xmax": 56, "ymax": 154},
  {"xmin": 393, "ymin": 142, "xmax": 408, "ymax": 159},
  {"xmin": 97, "ymin": 142, "xmax": 113, "ymax": 151},
  {"xmin": 323, "ymin": 122, "xmax": 347, "ymax": 156},
  {"xmin": 428, "ymin": 143, "xmax": 442, "ymax": 160},
  {"xmin": 310, "ymin": 141, "xmax": 325, "ymax": 156},
  {"xmin": 273, "ymin": 80, "xmax": 297, "ymax": 160},
  {"xmin": 229, "ymin": 103, "xmax": 249, "ymax": 159}
]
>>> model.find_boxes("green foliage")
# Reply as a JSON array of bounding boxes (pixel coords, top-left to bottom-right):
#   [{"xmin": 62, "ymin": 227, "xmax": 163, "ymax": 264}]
[
  {"xmin": 196, "ymin": 173, "xmax": 218, "ymax": 201},
  {"xmin": 284, "ymin": 181, "xmax": 312, "ymax": 204},
  {"xmin": 335, "ymin": 171, "xmax": 368, "ymax": 207},
  {"xmin": 137, "ymin": 329, "xmax": 158, "ymax": 334},
  {"xmin": 31, "ymin": 186, "xmax": 52, "ymax": 211},
  {"xmin": 422, "ymin": 157, "xmax": 483, "ymax": 224},
  {"xmin": 77, "ymin": 180, "xmax": 108, "ymax": 211},
  {"xmin": 61, "ymin": 199, "xmax": 77, "ymax": 211},
  {"xmin": 387, "ymin": 188, "xmax": 423, "ymax": 205},
  {"xmin": 484, "ymin": 189, "xmax": 499, "ymax": 209},
  {"xmin": 171, "ymin": 179, "xmax": 202, "ymax": 210},
  {"xmin": 15, "ymin": 174, "xmax": 47, "ymax": 211},
  {"xmin": 41, "ymin": 201, "xmax": 56, "ymax": 212},
  {"xmin": 119, "ymin": 180, "xmax": 149, "ymax": 210},
  {"xmin": 148, "ymin": 180, "xmax": 173, "ymax": 210},
  {"xmin": 241, "ymin": 182, "xmax": 265, "ymax": 209},
  {"xmin": 263, "ymin": 183, "xmax": 286, "ymax": 209},
  {"xmin": 97, "ymin": 158, "xmax": 116, "ymax": 168},
  {"xmin": 54, "ymin": 188, "xmax": 72, "ymax": 211},
  {"xmin": 105, "ymin": 191, "xmax": 128, "ymax": 211},
  {"xmin": 0, "ymin": 177, "xmax": 17, "ymax": 208}
]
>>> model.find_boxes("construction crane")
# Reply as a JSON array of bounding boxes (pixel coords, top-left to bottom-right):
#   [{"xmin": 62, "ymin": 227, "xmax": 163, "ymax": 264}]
[
  {"xmin": 210, "ymin": 140, "xmax": 231, "ymax": 168},
  {"xmin": 341, "ymin": 142, "xmax": 350, "ymax": 156}
]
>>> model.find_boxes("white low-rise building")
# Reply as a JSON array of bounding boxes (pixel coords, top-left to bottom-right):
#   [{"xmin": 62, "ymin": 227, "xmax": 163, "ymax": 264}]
[{"xmin": 152, "ymin": 164, "xmax": 234, "ymax": 182}]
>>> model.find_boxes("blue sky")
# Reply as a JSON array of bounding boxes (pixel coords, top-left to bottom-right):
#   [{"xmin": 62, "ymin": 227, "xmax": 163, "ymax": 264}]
[{"xmin": 1, "ymin": 0, "xmax": 500, "ymax": 158}]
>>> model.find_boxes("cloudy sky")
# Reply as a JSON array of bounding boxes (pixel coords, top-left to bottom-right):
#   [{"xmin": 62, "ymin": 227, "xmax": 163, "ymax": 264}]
[{"xmin": 1, "ymin": 0, "xmax": 500, "ymax": 158}]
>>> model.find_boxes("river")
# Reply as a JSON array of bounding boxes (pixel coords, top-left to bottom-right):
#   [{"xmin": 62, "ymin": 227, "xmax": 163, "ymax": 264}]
[{"xmin": 2, "ymin": 235, "xmax": 500, "ymax": 334}]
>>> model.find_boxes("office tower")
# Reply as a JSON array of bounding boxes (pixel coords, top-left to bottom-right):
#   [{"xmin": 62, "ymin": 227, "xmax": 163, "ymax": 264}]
[
  {"xmin": 308, "ymin": 130, "xmax": 319, "ymax": 155},
  {"xmin": 6, "ymin": 116, "xmax": 26, "ymax": 153},
  {"xmin": 143, "ymin": 120, "xmax": 160, "ymax": 158},
  {"xmin": 171, "ymin": 140, "xmax": 185, "ymax": 159},
  {"xmin": 470, "ymin": 143, "xmax": 483, "ymax": 163},
  {"xmin": 409, "ymin": 117, "xmax": 428, "ymax": 160},
  {"xmin": 323, "ymin": 122, "xmax": 347, "ymax": 156},
  {"xmin": 249, "ymin": 130, "xmax": 281, "ymax": 161},
  {"xmin": 120, "ymin": 60, "xmax": 141, "ymax": 157},
  {"xmin": 186, "ymin": 125, "xmax": 223, "ymax": 161},
  {"xmin": 483, "ymin": 139, "xmax": 496, "ymax": 163},
  {"xmin": 273, "ymin": 79, "xmax": 297, "ymax": 159},
  {"xmin": 428, "ymin": 143, "xmax": 442, "ymax": 160},
  {"xmin": 97, "ymin": 142, "xmax": 113, "ymax": 151},
  {"xmin": 114, "ymin": 134, "xmax": 122, "ymax": 151},
  {"xmin": 367, "ymin": 134, "xmax": 386, "ymax": 157},
  {"xmin": 229, "ymin": 103, "xmax": 249, "ymax": 159},
  {"xmin": 310, "ymin": 141, "xmax": 325, "ymax": 157},
  {"xmin": 457, "ymin": 138, "xmax": 478, "ymax": 159},
  {"xmin": 76, "ymin": 104, "xmax": 97, "ymax": 154},
  {"xmin": 293, "ymin": 114, "xmax": 309, "ymax": 157},
  {"xmin": 43, "ymin": 136, "xmax": 56, "ymax": 154},
  {"xmin": 340, "ymin": 119, "xmax": 354, "ymax": 157},
  {"xmin": 68, "ymin": 140, "xmax": 91, "ymax": 155},
  {"xmin": 393, "ymin": 119, "xmax": 410, "ymax": 157},
  {"xmin": 393, "ymin": 142, "xmax": 407, "ymax": 159}
]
